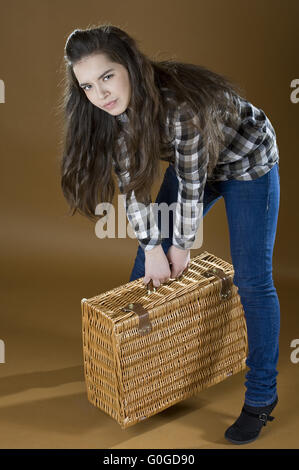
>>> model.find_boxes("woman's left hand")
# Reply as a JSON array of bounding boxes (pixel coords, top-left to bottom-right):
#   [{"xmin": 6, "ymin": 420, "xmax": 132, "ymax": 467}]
[{"xmin": 166, "ymin": 245, "xmax": 190, "ymax": 279}]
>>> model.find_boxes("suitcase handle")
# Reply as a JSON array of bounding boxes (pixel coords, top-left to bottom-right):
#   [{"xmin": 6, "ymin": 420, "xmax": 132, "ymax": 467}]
[
  {"xmin": 145, "ymin": 265, "xmax": 232, "ymax": 299},
  {"xmin": 144, "ymin": 266, "xmax": 189, "ymax": 294}
]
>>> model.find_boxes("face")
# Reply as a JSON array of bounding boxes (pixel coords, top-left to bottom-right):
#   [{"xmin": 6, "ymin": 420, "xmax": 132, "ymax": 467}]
[{"xmin": 73, "ymin": 53, "xmax": 131, "ymax": 115}]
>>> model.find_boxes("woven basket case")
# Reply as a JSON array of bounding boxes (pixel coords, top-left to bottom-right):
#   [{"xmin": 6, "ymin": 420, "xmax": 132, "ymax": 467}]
[{"xmin": 81, "ymin": 251, "xmax": 248, "ymax": 429}]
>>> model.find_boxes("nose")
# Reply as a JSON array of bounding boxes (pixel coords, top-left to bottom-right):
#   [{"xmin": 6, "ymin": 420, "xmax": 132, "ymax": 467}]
[{"xmin": 93, "ymin": 83, "xmax": 109, "ymax": 103}]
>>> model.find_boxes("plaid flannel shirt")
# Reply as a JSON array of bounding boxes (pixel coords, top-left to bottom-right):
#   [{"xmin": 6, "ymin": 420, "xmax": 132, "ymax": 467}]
[{"xmin": 113, "ymin": 90, "xmax": 279, "ymax": 251}]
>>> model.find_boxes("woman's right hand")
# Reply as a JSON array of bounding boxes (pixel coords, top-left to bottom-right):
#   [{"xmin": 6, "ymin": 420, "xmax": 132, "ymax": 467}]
[{"xmin": 143, "ymin": 245, "xmax": 171, "ymax": 288}]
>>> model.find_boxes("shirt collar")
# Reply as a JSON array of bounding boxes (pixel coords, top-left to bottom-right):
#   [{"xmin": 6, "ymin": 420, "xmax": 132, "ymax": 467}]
[{"xmin": 116, "ymin": 112, "xmax": 129, "ymax": 123}]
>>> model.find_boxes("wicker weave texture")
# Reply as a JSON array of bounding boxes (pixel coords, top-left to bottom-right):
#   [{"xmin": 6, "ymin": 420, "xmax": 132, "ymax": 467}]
[{"xmin": 81, "ymin": 251, "xmax": 248, "ymax": 429}]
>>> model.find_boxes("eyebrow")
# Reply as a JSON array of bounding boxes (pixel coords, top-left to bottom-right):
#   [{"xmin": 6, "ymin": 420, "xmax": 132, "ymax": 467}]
[{"xmin": 79, "ymin": 68, "xmax": 115, "ymax": 87}]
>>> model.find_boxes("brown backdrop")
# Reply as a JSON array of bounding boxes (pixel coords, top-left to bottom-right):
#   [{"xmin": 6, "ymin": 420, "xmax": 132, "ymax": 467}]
[{"xmin": 0, "ymin": 0, "xmax": 298, "ymax": 449}]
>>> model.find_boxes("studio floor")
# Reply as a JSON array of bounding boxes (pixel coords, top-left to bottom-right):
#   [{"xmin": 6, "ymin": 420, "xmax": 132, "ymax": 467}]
[{"xmin": 1, "ymin": 275, "xmax": 298, "ymax": 450}]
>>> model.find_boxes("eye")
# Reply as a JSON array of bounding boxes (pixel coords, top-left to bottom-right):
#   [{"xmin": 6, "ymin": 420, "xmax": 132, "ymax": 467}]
[
  {"xmin": 103, "ymin": 73, "xmax": 114, "ymax": 81},
  {"xmin": 82, "ymin": 74, "xmax": 114, "ymax": 91}
]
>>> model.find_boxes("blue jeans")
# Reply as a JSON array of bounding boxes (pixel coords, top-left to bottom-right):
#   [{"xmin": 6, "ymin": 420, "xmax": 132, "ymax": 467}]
[{"xmin": 129, "ymin": 162, "xmax": 280, "ymax": 407}]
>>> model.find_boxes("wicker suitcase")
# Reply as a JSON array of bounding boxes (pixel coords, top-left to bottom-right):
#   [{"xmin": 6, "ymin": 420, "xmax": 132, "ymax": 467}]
[{"xmin": 81, "ymin": 251, "xmax": 248, "ymax": 429}]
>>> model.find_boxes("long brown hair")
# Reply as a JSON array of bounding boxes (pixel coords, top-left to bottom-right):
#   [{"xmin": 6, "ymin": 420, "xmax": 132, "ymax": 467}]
[{"xmin": 59, "ymin": 23, "xmax": 243, "ymax": 221}]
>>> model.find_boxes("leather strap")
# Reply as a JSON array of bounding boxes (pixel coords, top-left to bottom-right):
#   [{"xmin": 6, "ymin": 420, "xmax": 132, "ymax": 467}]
[
  {"xmin": 121, "ymin": 303, "xmax": 152, "ymax": 335},
  {"xmin": 241, "ymin": 407, "xmax": 275, "ymax": 426},
  {"xmin": 202, "ymin": 267, "xmax": 232, "ymax": 299}
]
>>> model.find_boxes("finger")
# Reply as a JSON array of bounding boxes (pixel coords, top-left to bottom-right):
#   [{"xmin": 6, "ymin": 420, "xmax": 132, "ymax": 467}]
[
  {"xmin": 170, "ymin": 268, "xmax": 179, "ymax": 278},
  {"xmin": 172, "ymin": 270, "xmax": 183, "ymax": 279},
  {"xmin": 152, "ymin": 279, "xmax": 161, "ymax": 288}
]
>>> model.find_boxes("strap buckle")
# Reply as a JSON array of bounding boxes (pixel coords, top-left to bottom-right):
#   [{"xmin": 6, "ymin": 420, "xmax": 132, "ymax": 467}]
[{"xmin": 258, "ymin": 412, "xmax": 275, "ymax": 426}]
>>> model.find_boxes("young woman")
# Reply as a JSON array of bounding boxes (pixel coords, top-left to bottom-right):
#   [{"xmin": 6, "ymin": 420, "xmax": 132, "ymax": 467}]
[{"xmin": 60, "ymin": 24, "xmax": 280, "ymax": 445}]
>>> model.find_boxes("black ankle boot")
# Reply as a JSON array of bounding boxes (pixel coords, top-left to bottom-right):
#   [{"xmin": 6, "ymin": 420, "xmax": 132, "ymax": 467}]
[{"xmin": 224, "ymin": 396, "xmax": 278, "ymax": 445}]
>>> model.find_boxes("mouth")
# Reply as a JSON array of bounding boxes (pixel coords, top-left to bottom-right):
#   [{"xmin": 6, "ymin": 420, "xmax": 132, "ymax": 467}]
[{"xmin": 103, "ymin": 99, "xmax": 118, "ymax": 110}]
